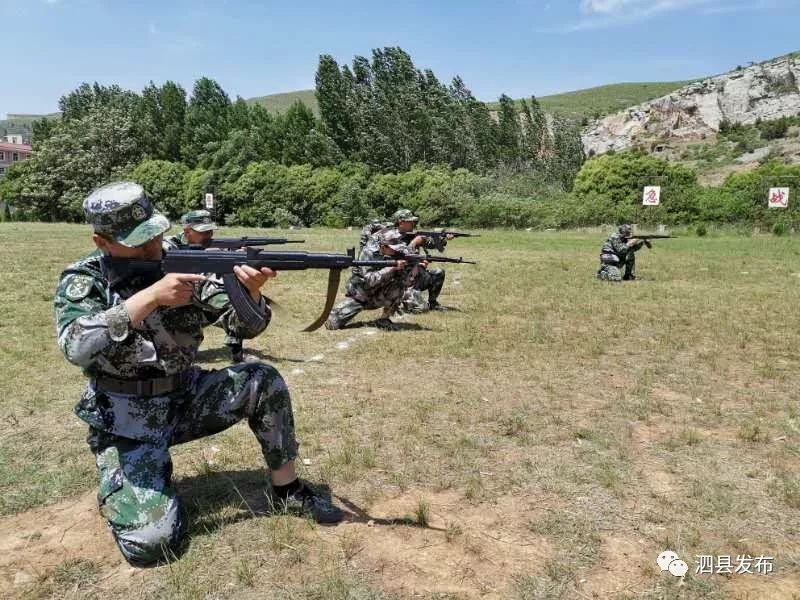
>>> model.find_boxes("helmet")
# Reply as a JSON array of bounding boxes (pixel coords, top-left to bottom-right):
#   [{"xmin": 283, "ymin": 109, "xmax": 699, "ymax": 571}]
[{"xmin": 618, "ymin": 224, "xmax": 632, "ymax": 237}]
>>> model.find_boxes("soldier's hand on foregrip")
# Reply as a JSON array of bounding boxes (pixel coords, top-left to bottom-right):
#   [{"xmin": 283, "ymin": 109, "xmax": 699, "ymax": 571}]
[
  {"xmin": 233, "ymin": 265, "xmax": 277, "ymax": 301},
  {"xmin": 392, "ymin": 260, "xmax": 408, "ymax": 271},
  {"xmin": 627, "ymin": 238, "xmax": 641, "ymax": 247},
  {"xmin": 411, "ymin": 235, "xmax": 426, "ymax": 249}
]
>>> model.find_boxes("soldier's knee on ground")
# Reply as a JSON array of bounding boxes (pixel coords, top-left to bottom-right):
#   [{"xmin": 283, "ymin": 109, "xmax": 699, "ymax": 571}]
[{"xmin": 110, "ymin": 501, "xmax": 183, "ymax": 566}]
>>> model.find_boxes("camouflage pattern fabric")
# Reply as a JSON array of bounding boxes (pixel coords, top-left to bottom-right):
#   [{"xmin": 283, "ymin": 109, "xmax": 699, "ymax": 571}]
[
  {"xmin": 597, "ymin": 233, "xmax": 641, "ymax": 282},
  {"xmin": 325, "ymin": 242, "xmax": 410, "ymax": 329},
  {"xmin": 88, "ymin": 362, "xmax": 296, "ymax": 565},
  {"xmin": 402, "ymin": 266, "xmax": 445, "ymax": 312},
  {"xmin": 84, "ymin": 182, "xmax": 171, "ymax": 248},
  {"xmin": 359, "ymin": 218, "xmax": 390, "ymax": 252},
  {"xmin": 163, "ymin": 232, "xmax": 188, "ymax": 250},
  {"xmin": 53, "ymin": 252, "xmax": 290, "ymax": 565}
]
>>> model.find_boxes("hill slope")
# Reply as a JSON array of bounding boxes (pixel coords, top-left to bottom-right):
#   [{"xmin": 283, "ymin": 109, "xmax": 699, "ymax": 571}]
[{"xmin": 247, "ymin": 81, "xmax": 691, "ymax": 120}]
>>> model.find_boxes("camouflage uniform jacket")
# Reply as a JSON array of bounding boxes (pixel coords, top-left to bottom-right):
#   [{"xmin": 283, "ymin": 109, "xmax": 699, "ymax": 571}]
[
  {"xmin": 345, "ymin": 242, "xmax": 410, "ymax": 305},
  {"xmin": 163, "ymin": 233, "xmax": 188, "ymax": 249},
  {"xmin": 600, "ymin": 233, "xmax": 641, "ymax": 264},
  {"xmin": 54, "ymin": 252, "xmax": 270, "ymax": 443},
  {"xmin": 359, "ymin": 219, "xmax": 390, "ymax": 251}
]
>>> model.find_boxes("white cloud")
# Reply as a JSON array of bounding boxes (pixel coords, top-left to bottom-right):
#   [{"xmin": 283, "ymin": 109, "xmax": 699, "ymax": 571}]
[
  {"xmin": 45, "ymin": 0, "xmax": 60, "ymax": 4},
  {"xmin": 545, "ymin": 0, "xmax": 779, "ymax": 32}
]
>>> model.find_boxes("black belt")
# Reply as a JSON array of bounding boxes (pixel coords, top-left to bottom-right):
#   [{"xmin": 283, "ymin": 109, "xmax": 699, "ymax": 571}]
[{"xmin": 94, "ymin": 372, "xmax": 189, "ymax": 396}]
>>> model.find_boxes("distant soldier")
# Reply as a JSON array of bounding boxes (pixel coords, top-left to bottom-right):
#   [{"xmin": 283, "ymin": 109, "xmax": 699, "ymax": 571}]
[
  {"xmin": 164, "ymin": 210, "xmax": 217, "ymax": 249},
  {"xmin": 391, "ymin": 209, "xmax": 449, "ymax": 312},
  {"xmin": 597, "ymin": 224, "xmax": 651, "ymax": 281},
  {"xmin": 166, "ymin": 210, "xmax": 247, "ymax": 362},
  {"xmin": 325, "ymin": 230, "xmax": 413, "ymax": 331},
  {"xmin": 359, "ymin": 217, "xmax": 390, "ymax": 252}
]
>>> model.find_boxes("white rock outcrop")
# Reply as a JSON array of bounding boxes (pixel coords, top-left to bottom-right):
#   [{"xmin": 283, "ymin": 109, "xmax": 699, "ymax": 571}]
[{"xmin": 583, "ymin": 54, "xmax": 800, "ymax": 156}]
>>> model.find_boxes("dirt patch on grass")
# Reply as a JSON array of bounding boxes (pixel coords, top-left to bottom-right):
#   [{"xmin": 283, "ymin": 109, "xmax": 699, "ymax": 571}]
[
  {"xmin": 725, "ymin": 573, "xmax": 800, "ymax": 599},
  {"xmin": 0, "ymin": 491, "xmax": 136, "ymax": 592},
  {"xmin": 330, "ymin": 490, "xmax": 552, "ymax": 598},
  {"xmin": 580, "ymin": 535, "xmax": 655, "ymax": 597}
]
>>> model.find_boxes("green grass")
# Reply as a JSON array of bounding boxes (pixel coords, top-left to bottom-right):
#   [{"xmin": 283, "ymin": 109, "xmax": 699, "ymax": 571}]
[
  {"xmin": 2, "ymin": 224, "xmax": 800, "ymax": 598},
  {"xmin": 492, "ymin": 80, "xmax": 694, "ymax": 119},
  {"xmin": 247, "ymin": 89, "xmax": 319, "ymax": 114}
]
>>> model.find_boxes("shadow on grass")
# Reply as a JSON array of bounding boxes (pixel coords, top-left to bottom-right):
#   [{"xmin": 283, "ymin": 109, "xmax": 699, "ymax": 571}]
[
  {"xmin": 196, "ymin": 346, "xmax": 307, "ymax": 364},
  {"xmin": 174, "ymin": 468, "xmax": 444, "ymax": 537},
  {"xmin": 338, "ymin": 320, "xmax": 435, "ymax": 332}
]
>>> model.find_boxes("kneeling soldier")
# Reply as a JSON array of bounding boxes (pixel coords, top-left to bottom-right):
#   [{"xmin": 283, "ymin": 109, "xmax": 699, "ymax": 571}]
[{"xmin": 55, "ymin": 182, "xmax": 342, "ymax": 567}]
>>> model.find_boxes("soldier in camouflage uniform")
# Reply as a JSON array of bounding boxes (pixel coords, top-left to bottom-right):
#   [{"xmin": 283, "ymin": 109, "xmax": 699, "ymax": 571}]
[
  {"xmin": 324, "ymin": 230, "xmax": 412, "ymax": 330},
  {"xmin": 165, "ymin": 210, "xmax": 248, "ymax": 363},
  {"xmin": 55, "ymin": 182, "xmax": 342, "ymax": 567},
  {"xmin": 389, "ymin": 209, "xmax": 448, "ymax": 313},
  {"xmin": 597, "ymin": 224, "xmax": 650, "ymax": 281},
  {"xmin": 359, "ymin": 217, "xmax": 391, "ymax": 252},
  {"xmin": 163, "ymin": 210, "xmax": 217, "ymax": 250}
]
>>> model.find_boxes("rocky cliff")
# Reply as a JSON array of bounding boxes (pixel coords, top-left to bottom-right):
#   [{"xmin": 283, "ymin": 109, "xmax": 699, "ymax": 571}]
[{"xmin": 582, "ymin": 53, "xmax": 800, "ymax": 156}]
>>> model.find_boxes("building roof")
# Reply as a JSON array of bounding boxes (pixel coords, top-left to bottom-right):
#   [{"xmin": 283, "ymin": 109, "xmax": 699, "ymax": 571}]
[{"xmin": 0, "ymin": 142, "xmax": 32, "ymax": 153}]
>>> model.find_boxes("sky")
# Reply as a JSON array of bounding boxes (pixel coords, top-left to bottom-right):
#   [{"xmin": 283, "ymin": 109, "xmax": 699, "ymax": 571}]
[{"xmin": 2, "ymin": 0, "xmax": 799, "ymax": 116}]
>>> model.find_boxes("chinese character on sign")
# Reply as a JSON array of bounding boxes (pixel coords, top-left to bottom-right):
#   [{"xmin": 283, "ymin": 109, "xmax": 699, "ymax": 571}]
[
  {"xmin": 204, "ymin": 193, "xmax": 214, "ymax": 209},
  {"xmin": 768, "ymin": 187, "xmax": 789, "ymax": 208},
  {"xmin": 642, "ymin": 186, "xmax": 661, "ymax": 206}
]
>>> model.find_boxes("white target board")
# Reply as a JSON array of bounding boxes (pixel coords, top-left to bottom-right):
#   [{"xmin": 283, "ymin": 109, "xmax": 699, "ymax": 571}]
[
  {"xmin": 768, "ymin": 187, "xmax": 789, "ymax": 208},
  {"xmin": 204, "ymin": 193, "xmax": 214, "ymax": 209},
  {"xmin": 642, "ymin": 186, "xmax": 661, "ymax": 206}
]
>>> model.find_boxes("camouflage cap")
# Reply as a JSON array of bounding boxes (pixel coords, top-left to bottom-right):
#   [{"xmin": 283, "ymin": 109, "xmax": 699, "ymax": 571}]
[
  {"xmin": 618, "ymin": 224, "xmax": 632, "ymax": 237},
  {"xmin": 83, "ymin": 182, "xmax": 170, "ymax": 247},
  {"xmin": 392, "ymin": 209, "xmax": 419, "ymax": 224},
  {"xmin": 181, "ymin": 209, "xmax": 218, "ymax": 232},
  {"xmin": 377, "ymin": 229, "xmax": 407, "ymax": 252}
]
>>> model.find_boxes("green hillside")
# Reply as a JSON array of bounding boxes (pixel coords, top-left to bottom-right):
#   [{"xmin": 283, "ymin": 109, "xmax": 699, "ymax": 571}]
[
  {"xmin": 509, "ymin": 81, "xmax": 693, "ymax": 118},
  {"xmin": 247, "ymin": 89, "xmax": 318, "ymax": 114},
  {"xmin": 247, "ymin": 80, "xmax": 692, "ymax": 119}
]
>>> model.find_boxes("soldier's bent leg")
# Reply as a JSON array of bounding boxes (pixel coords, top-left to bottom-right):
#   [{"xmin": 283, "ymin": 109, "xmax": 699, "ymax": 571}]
[
  {"xmin": 171, "ymin": 364, "xmax": 299, "ymax": 471},
  {"xmin": 622, "ymin": 254, "xmax": 636, "ymax": 280},
  {"xmin": 88, "ymin": 430, "xmax": 182, "ymax": 566},
  {"xmin": 325, "ymin": 297, "xmax": 365, "ymax": 330},
  {"xmin": 424, "ymin": 268, "xmax": 445, "ymax": 307}
]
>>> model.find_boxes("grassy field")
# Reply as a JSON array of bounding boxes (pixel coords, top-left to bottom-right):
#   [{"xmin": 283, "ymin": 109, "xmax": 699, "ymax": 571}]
[
  {"xmin": 249, "ymin": 81, "xmax": 690, "ymax": 120},
  {"xmin": 1, "ymin": 223, "xmax": 800, "ymax": 599}
]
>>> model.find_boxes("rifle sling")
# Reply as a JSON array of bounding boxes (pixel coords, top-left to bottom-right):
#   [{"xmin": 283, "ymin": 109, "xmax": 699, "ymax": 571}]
[{"xmin": 302, "ymin": 268, "xmax": 343, "ymax": 332}]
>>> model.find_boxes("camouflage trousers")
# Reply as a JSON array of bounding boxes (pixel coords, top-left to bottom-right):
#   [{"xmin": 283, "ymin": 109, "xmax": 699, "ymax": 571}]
[
  {"xmin": 86, "ymin": 362, "xmax": 298, "ymax": 566},
  {"xmin": 402, "ymin": 268, "xmax": 445, "ymax": 313},
  {"xmin": 597, "ymin": 254, "xmax": 636, "ymax": 282}
]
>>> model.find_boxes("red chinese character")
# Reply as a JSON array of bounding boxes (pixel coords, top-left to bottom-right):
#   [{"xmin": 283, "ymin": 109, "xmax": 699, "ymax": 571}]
[{"xmin": 770, "ymin": 190, "xmax": 787, "ymax": 206}]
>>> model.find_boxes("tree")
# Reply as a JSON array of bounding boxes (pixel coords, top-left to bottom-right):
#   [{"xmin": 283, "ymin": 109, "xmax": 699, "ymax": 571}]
[
  {"xmin": 182, "ymin": 77, "xmax": 232, "ymax": 166},
  {"xmin": 316, "ymin": 55, "xmax": 357, "ymax": 155},
  {"xmin": 4, "ymin": 107, "xmax": 143, "ymax": 221}
]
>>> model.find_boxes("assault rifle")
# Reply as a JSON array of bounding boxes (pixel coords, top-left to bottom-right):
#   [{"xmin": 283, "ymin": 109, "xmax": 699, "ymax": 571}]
[
  {"xmin": 102, "ymin": 247, "xmax": 475, "ymax": 332},
  {"xmin": 199, "ymin": 236, "xmax": 305, "ymax": 249},
  {"xmin": 400, "ymin": 229, "xmax": 480, "ymax": 252},
  {"xmin": 625, "ymin": 234, "xmax": 673, "ymax": 249}
]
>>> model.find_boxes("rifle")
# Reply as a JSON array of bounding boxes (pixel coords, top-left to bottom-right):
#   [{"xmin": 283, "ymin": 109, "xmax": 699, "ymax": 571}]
[
  {"xmin": 102, "ymin": 247, "xmax": 401, "ymax": 332},
  {"xmin": 201, "ymin": 236, "xmax": 305, "ymax": 249},
  {"xmin": 400, "ymin": 230, "xmax": 480, "ymax": 253},
  {"xmin": 103, "ymin": 247, "xmax": 476, "ymax": 332},
  {"xmin": 629, "ymin": 234, "xmax": 673, "ymax": 248}
]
